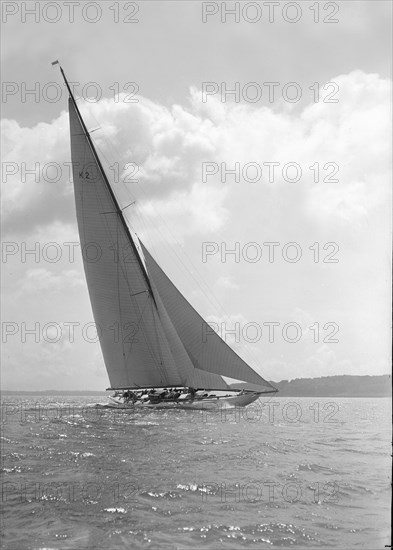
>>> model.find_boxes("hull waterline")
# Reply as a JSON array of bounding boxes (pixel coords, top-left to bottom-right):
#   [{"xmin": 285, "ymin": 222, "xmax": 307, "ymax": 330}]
[{"xmin": 102, "ymin": 392, "xmax": 262, "ymax": 410}]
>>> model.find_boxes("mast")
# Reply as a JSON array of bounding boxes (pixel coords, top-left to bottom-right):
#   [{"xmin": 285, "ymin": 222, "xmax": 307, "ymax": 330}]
[{"xmin": 54, "ymin": 61, "xmax": 158, "ymax": 308}]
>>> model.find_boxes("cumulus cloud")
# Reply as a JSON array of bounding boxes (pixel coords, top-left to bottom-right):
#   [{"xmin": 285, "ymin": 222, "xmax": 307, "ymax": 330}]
[
  {"xmin": 1, "ymin": 112, "xmax": 76, "ymax": 235},
  {"xmin": 216, "ymin": 275, "xmax": 240, "ymax": 290},
  {"xmin": 16, "ymin": 268, "xmax": 84, "ymax": 297},
  {"xmin": 2, "ymin": 70, "xmax": 390, "ymax": 240}
]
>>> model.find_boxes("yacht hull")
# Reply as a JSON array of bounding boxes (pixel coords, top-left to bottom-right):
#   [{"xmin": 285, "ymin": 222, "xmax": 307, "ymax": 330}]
[{"xmin": 103, "ymin": 392, "xmax": 261, "ymax": 410}]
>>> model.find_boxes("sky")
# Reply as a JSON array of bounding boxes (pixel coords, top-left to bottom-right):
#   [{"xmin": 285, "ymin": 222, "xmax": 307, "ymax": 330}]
[{"xmin": 1, "ymin": 0, "xmax": 392, "ymax": 390}]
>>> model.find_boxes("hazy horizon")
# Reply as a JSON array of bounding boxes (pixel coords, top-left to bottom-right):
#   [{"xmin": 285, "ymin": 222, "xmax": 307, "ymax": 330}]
[{"xmin": 1, "ymin": 373, "xmax": 391, "ymax": 393}]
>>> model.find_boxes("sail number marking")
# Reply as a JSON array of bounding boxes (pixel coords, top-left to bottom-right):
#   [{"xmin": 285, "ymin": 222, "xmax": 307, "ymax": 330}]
[
  {"xmin": 79, "ymin": 170, "xmax": 91, "ymax": 180},
  {"xmin": 78, "ymin": 163, "xmax": 99, "ymax": 182}
]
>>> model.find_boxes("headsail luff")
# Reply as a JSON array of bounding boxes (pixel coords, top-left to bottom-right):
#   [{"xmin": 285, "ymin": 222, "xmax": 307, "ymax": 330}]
[
  {"xmin": 148, "ymin": 272, "xmax": 231, "ymax": 390},
  {"xmin": 140, "ymin": 242, "xmax": 277, "ymax": 393}
]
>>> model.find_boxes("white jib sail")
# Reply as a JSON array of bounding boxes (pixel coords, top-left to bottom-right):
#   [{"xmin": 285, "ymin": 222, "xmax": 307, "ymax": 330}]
[{"xmin": 140, "ymin": 242, "xmax": 276, "ymax": 393}]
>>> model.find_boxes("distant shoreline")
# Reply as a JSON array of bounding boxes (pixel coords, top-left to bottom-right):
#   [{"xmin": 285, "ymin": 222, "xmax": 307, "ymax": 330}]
[
  {"xmin": 268, "ymin": 374, "xmax": 391, "ymax": 398},
  {"xmin": 1, "ymin": 375, "xmax": 391, "ymax": 398}
]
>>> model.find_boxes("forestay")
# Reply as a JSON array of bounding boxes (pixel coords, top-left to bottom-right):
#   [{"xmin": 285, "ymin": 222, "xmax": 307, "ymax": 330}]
[{"xmin": 140, "ymin": 242, "xmax": 276, "ymax": 393}]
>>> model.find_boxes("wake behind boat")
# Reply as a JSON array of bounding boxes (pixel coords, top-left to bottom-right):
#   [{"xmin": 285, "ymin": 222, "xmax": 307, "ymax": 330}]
[{"xmin": 55, "ymin": 61, "xmax": 277, "ymax": 409}]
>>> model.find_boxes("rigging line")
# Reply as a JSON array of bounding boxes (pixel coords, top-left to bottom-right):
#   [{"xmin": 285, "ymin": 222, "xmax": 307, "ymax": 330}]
[
  {"xmin": 134, "ymin": 219, "xmax": 272, "ymax": 382},
  {"xmin": 122, "ymin": 201, "xmax": 136, "ymax": 211},
  {"xmin": 144, "ymin": 245, "xmax": 273, "ymax": 388},
  {"xmin": 130, "ymin": 290, "xmax": 148, "ymax": 297},
  {"xmin": 137, "ymin": 219, "xmax": 260, "ymax": 369},
  {"xmin": 110, "ymin": 173, "xmax": 264, "ymax": 379},
  {"xmin": 140, "ymin": 232, "xmax": 272, "ymax": 387},
  {"xmin": 129, "ymin": 195, "xmax": 240, "ymax": 328},
  {"xmin": 133, "ymin": 206, "xmax": 267, "ymax": 375}
]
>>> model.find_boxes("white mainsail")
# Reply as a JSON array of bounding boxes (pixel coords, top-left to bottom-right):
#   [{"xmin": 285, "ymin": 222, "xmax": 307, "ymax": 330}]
[
  {"xmin": 69, "ymin": 98, "xmax": 187, "ymax": 389},
  {"xmin": 65, "ymin": 66, "xmax": 276, "ymax": 395}
]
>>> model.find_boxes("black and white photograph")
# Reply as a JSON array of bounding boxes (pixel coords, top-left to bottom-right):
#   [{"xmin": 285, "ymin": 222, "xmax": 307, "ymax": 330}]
[{"xmin": 1, "ymin": 1, "xmax": 392, "ymax": 548}]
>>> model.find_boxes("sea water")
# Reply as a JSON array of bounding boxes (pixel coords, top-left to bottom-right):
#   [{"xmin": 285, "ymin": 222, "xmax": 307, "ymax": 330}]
[{"xmin": 1, "ymin": 396, "xmax": 391, "ymax": 549}]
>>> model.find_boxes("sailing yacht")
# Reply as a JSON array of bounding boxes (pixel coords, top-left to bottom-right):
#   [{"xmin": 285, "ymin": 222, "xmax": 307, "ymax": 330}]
[{"xmin": 56, "ymin": 62, "xmax": 277, "ymax": 409}]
